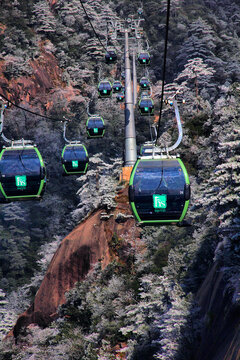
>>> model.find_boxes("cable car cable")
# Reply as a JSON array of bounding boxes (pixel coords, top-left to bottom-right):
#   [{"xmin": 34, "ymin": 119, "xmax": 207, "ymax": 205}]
[
  {"xmin": 0, "ymin": 91, "xmax": 64, "ymax": 122},
  {"xmin": 79, "ymin": 0, "xmax": 108, "ymax": 53},
  {"xmin": 155, "ymin": 0, "xmax": 171, "ymax": 145},
  {"xmin": 106, "ymin": 21, "xmax": 119, "ymax": 54}
]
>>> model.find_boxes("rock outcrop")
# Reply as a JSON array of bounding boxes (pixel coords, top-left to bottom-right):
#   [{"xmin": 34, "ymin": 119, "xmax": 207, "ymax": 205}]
[
  {"xmin": 0, "ymin": 40, "xmax": 83, "ymax": 112},
  {"xmin": 11, "ymin": 187, "xmax": 139, "ymax": 339}
]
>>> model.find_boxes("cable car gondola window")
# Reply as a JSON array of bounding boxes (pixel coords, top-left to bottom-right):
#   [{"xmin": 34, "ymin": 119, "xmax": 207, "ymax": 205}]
[
  {"xmin": 129, "ymin": 159, "xmax": 190, "ymax": 224},
  {"xmin": 63, "ymin": 147, "xmax": 87, "ymax": 161},
  {"xmin": 0, "ymin": 150, "xmax": 41, "ymax": 176}
]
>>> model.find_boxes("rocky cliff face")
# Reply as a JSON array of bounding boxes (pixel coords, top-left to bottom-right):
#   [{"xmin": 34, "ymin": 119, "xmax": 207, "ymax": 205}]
[
  {"xmin": 11, "ymin": 187, "xmax": 140, "ymax": 339},
  {"xmin": 0, "ymin": 40, "xmax": 82, "ymax": 112}
]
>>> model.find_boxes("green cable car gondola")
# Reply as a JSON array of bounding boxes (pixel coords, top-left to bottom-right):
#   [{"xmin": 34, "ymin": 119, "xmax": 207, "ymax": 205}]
[
  {"xmin": 61, "ymin": 144, "xmax": 88, "ymax": 175},
  {"xmin": 138, "ymin": 52, "xmax": 150, "ymax": 65},
  {"xmin": 86, "ymin": 116, "xmax": 105, "ymax": 138},
  {"xmin": 112, "ymin": 81, "xmax": 123, "ymax": 93},
  {"xmin": 98, "ymin": 80, "xmax": 112, "ymax": 98},
  {"xmin": 129, "ymin": 158, "xmax": 190, "ymax": 224},
  {"xmin": 140, "ymin": 77, "xmax": 150, "ymax": 90},
  {"xmin": 105, "ymin": 49, "xmax": 117, "ymax": 64},
  {"xmin": 116, "ymin": 91, "xmax": 125, "ymax": 102},
  {"xmin": 0, "ymin": 145, "xmax": 46, "ymax": 202},
  {"xmin": 139, "ymin": 97, "xmax": 154, "ymax": 115}
]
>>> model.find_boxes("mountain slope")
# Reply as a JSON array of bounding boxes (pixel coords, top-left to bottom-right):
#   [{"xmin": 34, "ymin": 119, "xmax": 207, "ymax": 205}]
[
  {"xmin": 0, "ymin": 0, "xmax": 239, "ymax": 359},
  {"xmin": 11, "ymin": 187, "xmax": 140, "ymax": 339}
]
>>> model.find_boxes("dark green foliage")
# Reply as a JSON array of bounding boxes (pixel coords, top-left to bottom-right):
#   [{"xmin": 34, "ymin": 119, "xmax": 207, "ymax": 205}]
[
  {"xmin": 55, "ymin": 251, "xmax": 140, "ymax": 353},
  {"xmin": 152, "ymin": 242, "xmax": 171, "ymax": 275},
  {"xmin": 109, "ymin": 233, "xmax": 135, "ymax": 267},
  {"xmin": 184, "ymin": 111, "xmax": 211, "ymax": 138},
  {"xmin": 0, "ymin": 228, "xmax": 40, "ymax": 291},
  {"xmin": 60, "ymin": 300, "xmax": 92, "ymax": 332},
  {"xmin": 0, "ymin": 351, "xmax": 14, "ymax": 360}
]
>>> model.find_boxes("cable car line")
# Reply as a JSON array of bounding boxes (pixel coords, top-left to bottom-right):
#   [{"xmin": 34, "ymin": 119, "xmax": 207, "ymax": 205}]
[
  {"xmin": 0, "ymin": 6, "xmax": 145, "ymax": 202},
  {"xmin": 0, "ymin": 91, "xmax": 63, "ymax": 122},
  {"xmin": 155, "ymin": 0, "xmax": 171, "ymax": 145},
  {"xmin": 105, "ymin": 22, "xmax": 119, "ymax": 57},
  {"xmin": 79, "ymin": 0, "xmax": 109, "ymax": 54}
]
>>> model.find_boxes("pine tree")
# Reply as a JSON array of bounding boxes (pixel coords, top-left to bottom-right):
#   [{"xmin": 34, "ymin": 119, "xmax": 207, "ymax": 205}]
[
  {"xmin": 32, "ymin": 0, "xmax": 57, "ymax": 34},
  {"xmin": 176, "ymin": 17, "xmax": 218, "ymax": 69},
  {"xmin": 175, "ymin": 57, "xmax": 215, "ymax": 99}
]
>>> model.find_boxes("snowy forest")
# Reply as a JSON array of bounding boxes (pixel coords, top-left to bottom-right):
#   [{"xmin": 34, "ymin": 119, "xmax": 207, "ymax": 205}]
[{"xmin": 0, "ymin": 0, "xmax": 240, "ymax": 359}]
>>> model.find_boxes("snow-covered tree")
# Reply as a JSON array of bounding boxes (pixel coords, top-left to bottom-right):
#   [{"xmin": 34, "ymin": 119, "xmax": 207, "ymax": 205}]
[
  {"xmin": 177, "ymin": 18, "xmax": 218, "ymax": 68},
  {"xmin": 176, "ymin": 57, "xmax": 215, "ymax": 99},
  {"xmin": 32, "ymin": 0, "xmax": 57, "ymax": 34}
]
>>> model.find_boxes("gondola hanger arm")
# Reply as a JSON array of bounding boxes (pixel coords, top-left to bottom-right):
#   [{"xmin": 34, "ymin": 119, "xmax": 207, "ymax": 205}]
[
  {"xmin": 63, "ymin": 120, "xmax": 71, "ymax": 144},
  {"xmin": 157, "ymin": 99, "xmax": 183, "ymax": 153},
  {"xmin": 86, "ymin": 90, "xmax": 98, "ymax": 117},
  {"xmin": 144, "ymin": 99, "xmax": 183, "ymax": 156}
]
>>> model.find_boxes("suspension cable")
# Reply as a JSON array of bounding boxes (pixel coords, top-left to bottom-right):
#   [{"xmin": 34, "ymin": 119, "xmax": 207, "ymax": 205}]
[
  {"xmin": 0, "ymin": 91, "xmax": 64, "ymax": 122},
  {"xmin": 106, "ymin": 21, "xmax": 119, "ymax": 54},
  {"xmin": 155, "ymin": 0, "xmax": 171, "ymax": 145},
  {"xmin": 79, "ymin": 0, "xmax": 108, "ymax": 52}
]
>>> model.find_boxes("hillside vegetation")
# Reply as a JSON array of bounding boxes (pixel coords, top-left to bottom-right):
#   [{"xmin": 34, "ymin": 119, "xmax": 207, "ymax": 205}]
[{"xmin": 0, "ymin": 0, "xmax": 239, "ymax": 359}]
